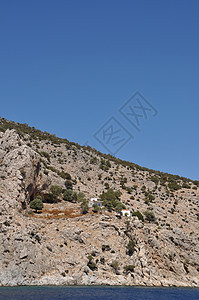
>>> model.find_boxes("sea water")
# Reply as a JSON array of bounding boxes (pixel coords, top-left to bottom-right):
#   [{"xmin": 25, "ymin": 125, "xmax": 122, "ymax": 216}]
[{"xmin": 0, "ymin": 286, "xmax": 199, "ymax": 300}]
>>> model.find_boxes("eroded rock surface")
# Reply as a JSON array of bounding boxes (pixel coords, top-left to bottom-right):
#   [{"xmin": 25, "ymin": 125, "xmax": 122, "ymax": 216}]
[{"xmin": 0, "ymin": 128, "xmax": 198, "ymax": 287}]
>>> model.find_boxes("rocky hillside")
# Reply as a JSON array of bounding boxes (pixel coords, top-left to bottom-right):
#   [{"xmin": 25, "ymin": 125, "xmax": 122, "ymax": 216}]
[{"xmin": 0, "ymin": 117, "xmax": 199, "ymax": 287}]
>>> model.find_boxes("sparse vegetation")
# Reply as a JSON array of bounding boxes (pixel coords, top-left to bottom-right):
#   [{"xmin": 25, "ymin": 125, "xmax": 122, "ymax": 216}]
[
  {"xmin": 1, "ymin": 116, "xmax": 199, "ymax": 286},
  {"xmin": 80, "ymin": 201, "xmax": 89, "ymax": 214},
  {"xmin": 144, "ymin": 210, "xmax": 156, "ymax": 222},
  {"xmin": 40, "ymin": 151, "xmax": 50, "ymax": 162},
  {"xmin": 90, "ymin": 157, "xmax": 98, "ymax": 164},
  {"xmin": 46, "ymin": 185, "xmax": 62, "ymax": 203},
  {"xmin": 124, "ymin": 265, "xmax": 135, "ymax": 273},
  {"xmin": 126, "ymin": 240, "xmax": 136, "ymax": 256},
  {"xmin": 87, "ymin": 255, "xmax": 97, "ymax": 271},
  {"xmin": 99, "ymin": 189, "xmax": 125, "ymax": 212},
  {"xmin": 131, "ymin": 211, "xmax": 144, "ymax": 222},
  {"xmin": 77, "ymin": 192, "xmax": 86, "ymax": 202},
  {"xmin": 168, "ymin": 181, "xmax": 181, "ymax": 192},
  {"xmin": 0, "ymin": 117, "xmax": 196, "ymax": 189},
  {"xmin": 99, "ymin": 159, "xmax": 111, "ymax": 171},
  {"xmin": 111, "ymin": 260, "xmax": 119, "ymax": 272},
  {"xmin": 30, "ymin": 196, "xmax": 43, "ymax": 212},
  {"xmin": 63, "ymin": 190, "xmax": 77, "ymax": 202},
  {"xmin": 92, "ymin": 203, "xmax": 100, "ymax": 213},
  {"xmin": 59, "ymin": 171, "xmax": 71, "ymax": 180},
  {"xmin": 65, "ymin": 180, "xmax": 73, "ymax": 190},
  {"xmin": 4, "ymin": 221, "xmax": 10, "ymax": 227},
  {"xmin": 104, "ymin": 182, "xmax": 109, "ymax": 189}
]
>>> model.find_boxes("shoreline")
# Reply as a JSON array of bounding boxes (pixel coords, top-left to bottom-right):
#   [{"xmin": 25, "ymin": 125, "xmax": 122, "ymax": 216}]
[
  {"xmin": 1, "ymin": 281, "xmax": 199, "ymax": 288},
  {"xmin": 1, "ymin": 284, "xmax": 199, "ymax": 289}
]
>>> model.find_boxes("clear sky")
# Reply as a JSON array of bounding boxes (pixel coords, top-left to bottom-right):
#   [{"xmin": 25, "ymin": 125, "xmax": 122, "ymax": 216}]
[{"xmin": 0, "ymin": 0, "xmax": 198, "ymax": 180}]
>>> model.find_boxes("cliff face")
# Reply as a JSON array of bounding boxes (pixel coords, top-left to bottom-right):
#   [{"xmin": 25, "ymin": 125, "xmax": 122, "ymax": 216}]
[{"xmin": 0, "ymin": 125, "xmax": 199, "ymax": 287}]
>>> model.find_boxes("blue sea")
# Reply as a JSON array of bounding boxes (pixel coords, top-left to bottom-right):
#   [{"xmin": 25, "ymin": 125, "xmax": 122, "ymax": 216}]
[{"xmin": 0, "ymin": 286, "xmax": 199, "ymax": 300}]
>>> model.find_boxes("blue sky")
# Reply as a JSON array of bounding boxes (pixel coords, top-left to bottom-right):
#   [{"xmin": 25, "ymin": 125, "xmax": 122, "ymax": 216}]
[{"xmin": 0, "ymin": 0, "xmax": 198, "ymax": 180}]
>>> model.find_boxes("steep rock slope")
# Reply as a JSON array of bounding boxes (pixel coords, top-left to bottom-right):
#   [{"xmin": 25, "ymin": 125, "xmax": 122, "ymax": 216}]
[{"xmin": 0, "ymin": 119, "xmax": 198, "ymax": 287}]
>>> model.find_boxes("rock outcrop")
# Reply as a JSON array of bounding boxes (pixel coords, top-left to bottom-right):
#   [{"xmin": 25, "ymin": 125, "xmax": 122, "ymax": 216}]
[{"xmin": 0, "ymin": 126, "xmax": 198, "ymax": 287}]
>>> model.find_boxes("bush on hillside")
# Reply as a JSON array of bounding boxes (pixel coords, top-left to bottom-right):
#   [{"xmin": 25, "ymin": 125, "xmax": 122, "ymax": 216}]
[
  {"xmin": 131, "ymin": 211, "xmax": 144, "ymax": 222},
  {"xmin": 126, "ymin": 240, "xmax": 136, "ymax": 256},
  {"xmin": 30, "ymin": 196, "xmax": 43, "ymax": 212},
  {"xmin": 65, "ymin": 180, "xmax": 73, "ymax": 190},
  {"xmin": 99, "ymin": 189, "xmax": 124, "ymax": 212},
  {"xmin": 144, "ymin": 210, "xmax": 156, "ymax": 222}
]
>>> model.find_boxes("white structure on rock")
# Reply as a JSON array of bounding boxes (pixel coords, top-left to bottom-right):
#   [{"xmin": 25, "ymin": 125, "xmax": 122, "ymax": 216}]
[
  {"xmin": 121, "ymin": 209, "xmax": 131, "ymax": 217},
  {"xmin": 89, "ymin": 198, "xmax": 102, "ymax": 208}
]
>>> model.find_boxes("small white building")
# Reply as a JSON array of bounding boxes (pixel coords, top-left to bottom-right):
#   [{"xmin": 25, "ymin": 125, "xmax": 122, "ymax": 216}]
[
  {"xmin": 89, "ymin": 198, "xmax": 102, "ymax": 208},
  {"xmin": 90, "ymin": 198, "xmax": 98, "ymax": 202},
  {"xmin": 121, "ymin": 209, "xmax": 131, "ymax": 217}
]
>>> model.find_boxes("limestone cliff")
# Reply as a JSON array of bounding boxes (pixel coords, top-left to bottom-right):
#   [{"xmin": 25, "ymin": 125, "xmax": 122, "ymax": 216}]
[{"xmin": 0, "ymin": 121, "xmax": 198, "ymax": 287}]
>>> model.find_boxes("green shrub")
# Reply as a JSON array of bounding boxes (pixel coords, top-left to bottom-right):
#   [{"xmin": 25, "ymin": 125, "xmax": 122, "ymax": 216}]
[
  {"xmin": 48, "ymin": 165, "xmax": 59, "ymax": 174},
  {"xmin": 77, "ymin": 192, "xmax": 86, "ymax": 202},
  {"xmin": 92, "ymin": 203, "xmax": 100, "ymax": 213},
  {"xmin": 144, "ymin": 210, "xmax": 156, "ymax": 222},
  {"xmin": 111, "ymin": 260, "xmax": 119, "ymax": 272},
  {"xmin": 141, "ymin": 185, "xmax": 146, "ymax": 191},
  {"xmin": 90, "ymin": 157, "xmax": 98, "ymax": 164},
  {"xmin": 63, "ymin": 189, "xmax": 76, "ymax": 202},
  {"xmin": 40, "ymin": 151, "xmax": 50, "ymax": 162},
  {"xmin": 80, "ymin": 201, "xmax": 89, "ymax": 214},
  {"xmin": 49, "ymin": 185, "xmax": 62, "ymax": 202},
  {"xmin": 124, "ymin": 265, "xmax": 135, "ymax": 273},
  {"xmin": 168, "ymin": 181, "xmax": 181, "ymax": 191},
  {"xmin": 98, "ymin": 174, "xmax": 102, "ymax": 180},
  {"xmin": 144, "ymin": 191, "xmax": 155, "ymax": 202},
  {"xmin": 131, "ymin": 211, "xmax": 144, "ymax": 222},
  {"xmin": 115, "ymin": 202, "xmax": 126, "ymax": 213},
  {"xmin": 45, "ymin": 185, "xmax": 62, "ymax": 203},
  {"xmin": 182, "ymin": 183, "xmax": 191, "ymax": 189},
  {"xmin": 30, "ymin": 196, "xmax": 43, "ymax": 212},
  {"xmin": 100, "ymin": 159, "xmax": 111, "ymax": 171},
  {"xmin": 104, "ymin": 182, "xmax": 109, "ymax": 189},
  {"xmin": 87, "ymin": 255, "xmax": 97, "ymax": 271},
  {"xmin": 99, "ymin": 189, "xmax": 124, "ymax": 212},
  {"xmin": 64, "ymin": 172, "xmax": 71, "ymax": 180},
  {"xmin": 150, "ymin": 176, "xmax": 159, "ymax": 185},
  {"xmin": 126, "ymin": 240, "xmax": 136, "ymax": 256},
  {"xmin": 59, "ymin": 171, "xmax": 71, "ymax": 179},
  {"xmin": 125, "ymin": 186, "xmax": 133, "ymax": 194},
  {"xmin": 50, "ymin": 185, "xmax": 62, "ymax": 196},
  {"xmin": 65, "ymin": 180, "xmax": 73, "ymax": 190}
]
